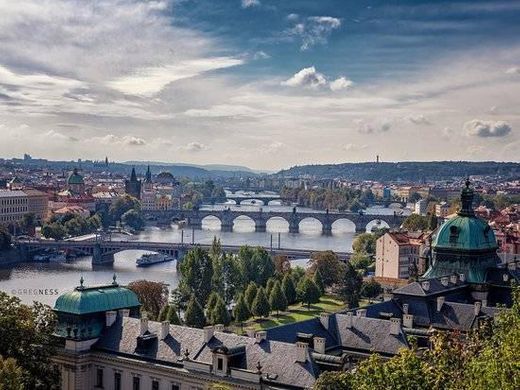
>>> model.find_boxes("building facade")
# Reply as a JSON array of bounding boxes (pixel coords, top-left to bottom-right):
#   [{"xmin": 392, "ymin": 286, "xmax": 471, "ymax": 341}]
[
  {"xmin": 0, "ymin": 190, "xmax": 28, "ymax": 225},
  {"xmin": 375, "ymin": 232, "xmax": 423, "ymax": 281},
  {"xmin": 25, "ymin": 188, "xmax": 49, "ymax": 223}
]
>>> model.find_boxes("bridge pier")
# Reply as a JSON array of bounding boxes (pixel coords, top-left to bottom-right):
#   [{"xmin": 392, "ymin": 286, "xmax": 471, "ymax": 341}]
[
  {"xmin": 322, "ymin": 223, "xmax": 332, "ymax": 236},
  {"xmin": 92, "ymin": 244, "xmax": 114, "ymax": 266},
  {"xmin": 255, "ymin": 220, "xmax": 266, "ymax": 232},
  {"xmin": 354, "ymin": 224, "xmax": 367, "ymax": 233},
  {"xmin": 221, "ymin": 223, "xmax": 233, "ymax": 232},
  {"xmin": 289, "ymin": 220, "xmax": 299, "ymax": 234}
]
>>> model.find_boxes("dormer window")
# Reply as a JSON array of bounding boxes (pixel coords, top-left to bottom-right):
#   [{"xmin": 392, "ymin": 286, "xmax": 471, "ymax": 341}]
[
  {"xmin": 217, "ymin": 357, "xmax": 223, "ymax": 371},
  {"xmin": 449, "ymin": 226, "xmax": 459, "ymax": 244}
]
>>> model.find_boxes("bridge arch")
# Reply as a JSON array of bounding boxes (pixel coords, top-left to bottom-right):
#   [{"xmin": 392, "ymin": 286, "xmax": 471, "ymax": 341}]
[
  {"xmin": 365, "ymin": 219, "xmax": 390, "ymax": 233},
  {"xmin": 298, "ymin": 217, "xmax": 323, "ymax": 234},
  {"xmin": 331, "ymin": 218, "xmax": 356, "ymax": 233},
  {"xmin": 232, "ymin": 215, "xmax": 256, "ymax": 232},
  {"xmin": 267, "ymin": 199, "xmax": 282, "ymax": 206},
  {"xmin": 239, "ymin": 198, "xmax": 266, "ymax": 206},
  {"xmin": 266, "ymin": 216, "xmax": 290, "ymax": 232},
  {"xmin": 201, "ymin": 215, "xmax": 222, "ymax": 231}
]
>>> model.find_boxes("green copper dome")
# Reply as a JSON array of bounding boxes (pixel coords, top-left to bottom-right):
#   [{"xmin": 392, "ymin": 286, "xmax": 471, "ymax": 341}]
[
  {"xmin": 67, "ymin": 168, "xmax": 84, "ymax": 185},
  {"xmin": 433, "ymin": 215, "xmax": 497, "ymax": 251},
  {"xmin": 54, "ymin": 279, "xmax": 140, "ymax": 315}
]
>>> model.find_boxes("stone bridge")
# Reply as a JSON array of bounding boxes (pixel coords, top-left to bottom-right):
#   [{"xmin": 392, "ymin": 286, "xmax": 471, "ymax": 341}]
[
  {"xmin": 15, "ymin": 239, "xmax": 350, "ymax": 266},
  {"xmin": 224, "ymin": 194, "xmax": 282, "ymax": 206},
  {"xmin": 147, "ymin": 208, "xmax": 406, "ymax": 234}
]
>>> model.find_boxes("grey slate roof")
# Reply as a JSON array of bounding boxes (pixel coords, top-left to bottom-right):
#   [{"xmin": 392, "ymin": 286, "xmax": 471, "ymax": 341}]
[
  {"xmin": 265, "ymin": 317, "xmax": 338, "ymax": 349},
  {"xmin": 430, "ymin": 302, "xmax": 499, "ymax": 331},
  {"xmin": 94, "ymin": 317, "xmax": 318, "ymax": 389},
  {"xmin": 393, "ymin": 277, "xmax": 467, "ymax": 297}
]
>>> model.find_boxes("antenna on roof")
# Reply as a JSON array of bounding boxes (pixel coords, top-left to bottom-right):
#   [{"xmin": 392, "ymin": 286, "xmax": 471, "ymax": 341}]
[{"xmin": 112, "ymin": 273, "xmax": 118, "ymax": 286}]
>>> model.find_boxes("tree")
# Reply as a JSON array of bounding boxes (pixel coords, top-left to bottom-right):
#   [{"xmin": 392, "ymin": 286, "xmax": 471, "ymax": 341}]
[
  {"xmin": 127, "ymin": 280, "xmax": 168, "ymax": 320},
  {"xmin": 266, "ymin": 277, "xmax": 276, "ymax": 297},
  {"xmin": 209, "ymin": 297, "xmax": 230, "ymax": 326},
  {"xmin": 0, "ymin": 294, "xmax": 60, "ymax": 389},
  {"xmin": 297, "ymin": 277, "xmax": 321, "ymax": 309},
  {"xmin": 206, "ymin": 291, "xmax": 220, "ymax": 315},
  {"xmin": 211, "ymin": 253, "xmax": 241, "ymax": 305},
  {"xmin": 41, "ymin": 222, "xmax": 67, "ymax": 241},
  {"xmin": 428, "ymin": 213, "xmax": 438, "ymax": 230},
  {"xmin": 336, "ymin": 262, "xmax": 362, "ymax": 308},
  {"xmin": 269, "ymin": 281, "xmax": 288, "ymax": 315},
  {"xmin": 0, "ymin": 226, "xmax": 12, "ymax": 251},
  {"xmin": 166, "ymin": 305, "xmax": 181, "ymax": 325},
  {"xmin": 313, "ymin": 270, "xmax": 325, "ymax": 295},
  {"xmin": 232, "ymin": 294, "xmax": 250, "ymax": 329},
  {"xmin": 109, "ymin": 195, "xmax": 141, "ymax": 224},
  {"xmin": 179, "ymin": 248, "xmax": 214, "ymax": 306},
  {"xmin": 184, "ymin": 295, "xmax": 206, "ymax": 329},
  {"xmin": 349, "ymin": 252, "xmax": 373, "ymax": 275},
  {"xmin": 308, "ymin": 251, "xmax": 345, "ymax": 287},
  {"xmin": 21, "ymin": 213, "xmax": 36, "ymax": 235},
  {"xmin": 352, "ymin": 233, "xmax": 377, "ymax": 255},
  {"xmin": 157, "ymin": 305, "xmax": 169, "ymax": 322},
  {"xmin": 402, "ymin": 214, "xmax": 429, "ymax": 231},
  {"xmin": 244, "ymin": 283, "xmax": 258, "ymax": 312},
  {"xmin": 170, "ymin": 288, "xmax": 190, "ymax": 318},
  {"xmin": 251, "ymin": 287, "xmax": 270, "ymax": 318},
  {"xmin": 0, "ymin": 356, "xmax": 24, "ymax": 390},
  {"xmin": 210, "ymin": 236, "xmax": 222, "ymax": 261},
  {"xmin": 314, "ymin": 371, "xmax": 353, "ymax": 390},
  {"xmin": 290, "ymin": 266, "xmax": 306, "ymax": 287},
  {"xmin": 282, "ymin": 274, "xmax": 297, "ymax": 305},
  {"xmin": 273, "ymin": 254, "xmax": 291, "ymax": 275},
  {"xmin": 361, "ymin": 278, "xmax": 382, "ymax": 303},
  {"xmin": 121, "ymin": 209, "xmax": 145, "ymax": 231}
]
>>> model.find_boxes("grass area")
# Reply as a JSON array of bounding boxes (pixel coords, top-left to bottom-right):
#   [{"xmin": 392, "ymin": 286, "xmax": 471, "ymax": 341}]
[{"xmin": 238, "ymin": 295, "xmax": 346, "ymax": 332}]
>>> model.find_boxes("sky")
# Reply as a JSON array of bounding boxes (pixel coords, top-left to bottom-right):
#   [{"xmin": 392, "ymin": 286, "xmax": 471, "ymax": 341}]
[{"xmin": 0, "ymin": 0, "xmax": 519, "ymax": 171}]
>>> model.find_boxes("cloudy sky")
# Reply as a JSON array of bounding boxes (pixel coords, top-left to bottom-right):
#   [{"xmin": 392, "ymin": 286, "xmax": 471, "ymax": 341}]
[{"xmin": 0, "ymin": 0, "xmax": 519, "ymax": 170}]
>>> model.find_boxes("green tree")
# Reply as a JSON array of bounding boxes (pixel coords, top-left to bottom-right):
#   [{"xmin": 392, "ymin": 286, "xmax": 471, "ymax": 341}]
[
  {"xmin": 269, "ymin": 281, "xmax": 288, "ymax": 315},
  {"xmin": 0, "ymin": 294, "xmax": 60, "ymax": 389},
  {"xmin": 282, "ymin": 274, "xmax": 297, "ymax": 305},
  {"xmin": 184, "ymin": 295, "xmax": 206, "ymax": 329},
  {"xmin": 308, "ymin": 251, "xmax": 345, "ymax": 287},
  {"xmin": 251, "ymin": 287, "xmax": 270, "ymax": 318},
  {"xmin": 244, "ymin": 282, "xmax": 258, "ymax": 312},
  {"xmin": 314, "ymin": 371, "xmax": 353, "ymax": 390},
  {"xmin": 0, "ymin": 356, "xmax": 24, "ymax": 390},
  {"xmin": 402, "ymin": 214, "xmax": 429, "ymax": 231},
  {"xmin": 127, "ymin": 280, "xmax": 168, "ymax": 320},
  {"xmin": 212, "ymin": 253, "xmax": 241, "ymax": 304},
  {"xmin": 166, "ymin": 305, "xmax": 181, "ymax": 325},
  {"xmin": 209, "ymin": 297, "xmax": 230, "ymax": 326},
  {"xmin": 361, "ymin": 278, "xmax": 382, "ymax": 303},
  {"xmin": 337, "ymin": 262, "xmax": 362, "ymax": 308},
  {"xmin": 349, "ymin": 252, "xmax": 373, "ymax": 275},
  {"xmin": 180, "ymin": 248, "xmax": 214, "ymax": 305},
  {"xmin": 109, "ymin": 195, "xmax": 141, "ymax": 224},
  {"xmin": 290, "ymin": 266, "xmax": 306, "ymax": 287},
  {"xmin": 157, "ymin": 305, "xmax": 169, "ymax": 322},
  {"xmin": 297, "ymin": 277, "xmax": 321, "ymax": 309},
  {"xmin": 21, "ymin": 213, "xmax": 36, "ymax": 235},
  {"xmin": 206, "ymin": 291, "xmax": 220, "ymax": 315},
  {"xmin": 266, "ymin": 277, "xmax": 276, "ymax": 297},
  {"xmin": 428, "ymin": 213, "xmax": 438, "ymax": 230},
  {"xmin": 41, "ymin": 222, "xmax": 67, "ymax": 241},
  {"xmin": 232, "ymin": 294, "xmax": 250, "ymax": 329},
  {"xmin": 121, "ymin": 209, "xmax": 145, "ymax": 231},
  {"xmin": 313, "ymin": 270, "xmax": 325, "ymax": 295},
  {"xmin": 352, "ymin": 233, "xmax": 377, "ymax": 255}
]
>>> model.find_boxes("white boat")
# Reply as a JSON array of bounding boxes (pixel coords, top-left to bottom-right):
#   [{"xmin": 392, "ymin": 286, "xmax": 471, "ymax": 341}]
[
  {"xmin": 48, "ymin": 252, "xmax": 67, "ymax": 262},
  {"xmin": 136, "ymin": 253, "xmax": 174, "ymax": 267}
]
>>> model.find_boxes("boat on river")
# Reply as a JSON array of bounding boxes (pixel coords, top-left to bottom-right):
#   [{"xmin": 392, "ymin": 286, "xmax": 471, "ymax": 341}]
[{"xmin": 136, "ymin": 253, "xmax": 174, "ymax": 267}]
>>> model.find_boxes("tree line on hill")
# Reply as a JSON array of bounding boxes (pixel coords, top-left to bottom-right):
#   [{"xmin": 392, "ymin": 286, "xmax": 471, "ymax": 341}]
[{"xmin": 280, "ymin": 186, "xmax": 376, "ymax": 211}]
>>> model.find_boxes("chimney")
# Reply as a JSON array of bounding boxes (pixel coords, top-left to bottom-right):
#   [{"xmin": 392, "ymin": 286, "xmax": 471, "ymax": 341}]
[
  {"xmin": 459, "ymin": 273, "xmax": 466, "ymax": 283},
  {"xmin": 402, "ymin": 303, "xmax": 409, "ymax": 315},
  {"xmin": 437, "ymin": 296, "xmax": 445, "ymax": 312},
  {"xmin": 320, "ymin": 313, "xmax": 330, "ymax": 330},
  {"xmin": 450, "ymin": 274, "xmax": 458, "ymax": 284},
  {"xmin": 356, "ymin": 309, "xmax": 367, "ymax": 318},
  {"xmin": 441, "ymin": 277, "xmax": 449, "ymax": 287},
  {"xmin": 105, "ymin": 311, "xmax": 117, "ymax": 327},
  {"xmin": 295, "ymin": 342, "xmax": 308, "ymax": 363},
  {"xmin": 482, "ymin": 299, "xmax": 487, "ymax": 308},
  {"xmin": 246, "ymin": 328, "xmax": 255, "ymax": 338},
  {"xmin": 203, "ymin": 326, "xmax": 214, "ymax": 343},
  {"xmin": 403, "ymin": 314, "xmax": 414, "ymax": 328},
  {"xmin": 390, "ymin": 318, "xmax": 401, "ymax": 336},
  {"xmin": 119, "ymin": 308, "xmax": 130, "ymax": 317},
  {"xmin": 421, "ymin": 281, "xmax": 430, "ymax": 291},
  {"xmin": 474, "ymin": 301, "xmax": 482, "ymax": 316},
  {"xmin": 503, "ymin": 273, "xmax": 510, "ymax": 282},
  {"xmin": 140, "ymin": 318, "xmax": 148, "ymax": 336},
  {"xmin": 345, "ymin": 312, "xmax": 354, "ymax": 329},
  {"xmin": 214, "ymin": 324, "xmax": 224, "ymax": 332},
  {"xmin": 160, "ymin": 321, "xmax": 170, "ymax": 340},
  {"xmin": 255, "ymin": 331, "xmax": 267, "ymax": 344},
  {"xmin": 314, "ymin": 337, "xmax": 326, "ymax": 354}
]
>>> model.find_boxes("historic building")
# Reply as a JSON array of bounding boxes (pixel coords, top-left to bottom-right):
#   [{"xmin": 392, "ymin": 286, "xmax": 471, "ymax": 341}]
[
  {"xmin": 55, "ymin": 169, "xmax": 95, "ymax": 212},
  {"xmin": 0, "ymin": 190, "xmax": 28, "ymax": 225},
  {"xmin": 140, "ymin": 167, "xmax": 176, "ymax": 211},
  {"xmin": 125, "ymin": 167, "xmax": 142, "ymax": 200}
]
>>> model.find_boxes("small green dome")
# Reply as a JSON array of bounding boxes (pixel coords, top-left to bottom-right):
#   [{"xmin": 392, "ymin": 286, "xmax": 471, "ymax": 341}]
[
  {"xmin": 54, "ymin": 283, "xmax": 140, "ymax": 315},
  {"xmin": 67, "ymin": 168, "xmax": 84, "ymax": 185},
  {"xmin": 433, "ymin": 215, "xmax": 497, "ymax": 252}
]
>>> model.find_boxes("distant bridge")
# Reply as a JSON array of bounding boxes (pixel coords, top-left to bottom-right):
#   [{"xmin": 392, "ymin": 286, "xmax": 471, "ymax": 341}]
[
  {"xmin": 146, "ymin": 208, "xmax": 406, "ymax": 234},
  {"xmin": 15, "ymin": 239, "xmax": 350, "ymax": 266}
]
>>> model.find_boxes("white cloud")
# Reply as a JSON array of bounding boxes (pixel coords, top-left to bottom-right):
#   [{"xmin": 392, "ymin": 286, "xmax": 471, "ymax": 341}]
[
  {"xmin": 344, "ymin": 143, "xmax": 368, "ymax": 151},
  {"xmin": 253, "ymin": 51, "xmax": 270, "ymax": 60},
  {"xmin": 44, "ymin": 130, "xmax": 79, "ymax": 142},
  {"xmin": 179, "ymin": 142, "xmax": 209, "ymax": 152},
  {"xmin": 355, "ymin": 119, "xmax": 392, "ymax": 134},
  {"xmin": 281, "ymin": 67, "xmax": 327, "ymax": 89},
  {"xmin": 405, "ymin": 114, "xmax": 431, "ymax": 125},
  {"xmin": 107, "ymin": 57, "xmax": 244, "ymax": 97},
  {"xmin": 464, "ymin": 119, "xmax": 512, "ymax": 137},
  {"xmin": 95, "ymin": 134, "xmax": 147, "ymax": 146},
  {"xmin": 286, "ymin": 16, "xmax": 342, "ymax": 50},
  {"xmin": 184, "ymin": 104, "xmax": 267, "ymax": 119},
  {"xmin": 329, "ymin": 77, "xmax": 353, "ymax": 91},
  {"xmin": 241, "ymin": 0, "xmax": 260, "ymax": 8},
  {"xmin": 505, "ymin": 66, "xmax": 520, "ymax": 74}
]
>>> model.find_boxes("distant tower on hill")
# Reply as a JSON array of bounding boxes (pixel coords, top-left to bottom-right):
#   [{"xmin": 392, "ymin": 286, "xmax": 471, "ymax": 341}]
[
  {"xmin": 105, "ymin": 156, "xmax": 109, "ymax": 166},
  {"xmin": 376, "ymin": 155, "xmax": 380, "ymax": 163}
]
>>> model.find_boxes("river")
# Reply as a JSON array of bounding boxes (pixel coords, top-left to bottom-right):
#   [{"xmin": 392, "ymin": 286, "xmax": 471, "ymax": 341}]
[{"xmin": 0, "ymin": 202, "xmax": 411, "ymax": 306}]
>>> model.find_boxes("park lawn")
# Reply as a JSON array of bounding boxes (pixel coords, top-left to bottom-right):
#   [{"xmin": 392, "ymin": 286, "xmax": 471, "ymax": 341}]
[{"xmin": 242, "ymin": 295, "xmax": 346, "ymax": 332}]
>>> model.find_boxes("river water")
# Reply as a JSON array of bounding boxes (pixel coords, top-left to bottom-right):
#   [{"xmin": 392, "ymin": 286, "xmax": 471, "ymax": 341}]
[{"xmin": 0, "ymin": 201, "xmax": 410, "ymax": 306}]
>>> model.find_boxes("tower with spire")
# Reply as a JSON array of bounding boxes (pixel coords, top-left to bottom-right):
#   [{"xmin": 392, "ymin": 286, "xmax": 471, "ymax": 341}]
[{"xmin": 124, "ymin": 166, "xmax": 142, "ymax": 199}]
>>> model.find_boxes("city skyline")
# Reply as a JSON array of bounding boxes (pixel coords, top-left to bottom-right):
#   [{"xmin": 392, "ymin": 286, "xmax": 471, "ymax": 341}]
[{"xmin": 0, "ymin": 0, "xmax": 519, "ymax": 170}]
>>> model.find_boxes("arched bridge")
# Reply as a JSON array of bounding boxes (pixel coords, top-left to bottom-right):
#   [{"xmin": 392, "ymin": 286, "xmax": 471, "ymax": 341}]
[
  {"xmin": 224, "ymin": 194, "xmax": 282, "ymax": 206},
  {"xmin": 146, "ymin": 208, "xmax": 406, "ymax": 234},
  {"xmin": 15, "ymin": 239, "xmax": 350, "ymax": 266}
]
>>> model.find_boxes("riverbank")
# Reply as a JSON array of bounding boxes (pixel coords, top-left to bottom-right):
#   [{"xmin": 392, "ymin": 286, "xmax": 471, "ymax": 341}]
[{"xmin": 0, "ymin": 249, "xmax": 22, "ymax": 267}]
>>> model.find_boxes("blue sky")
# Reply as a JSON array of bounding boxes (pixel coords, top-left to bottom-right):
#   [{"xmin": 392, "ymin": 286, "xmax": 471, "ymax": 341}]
[{"xmin": 0, "ymin": 0, "xmax": 518, "ymax": 169}]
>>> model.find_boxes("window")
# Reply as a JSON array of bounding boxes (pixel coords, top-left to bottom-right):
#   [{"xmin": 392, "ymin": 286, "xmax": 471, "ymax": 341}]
[
  {"xmin": 114, "ymin": 373, "xmax": 121, "ymax": 390},
  {"xmin": 96, "ymin": 368, "xmax": 104, "ymax": 388},
  {"xmin": 152, "ymin": 380, "xmax": 159, "ymax": 390},
  {"xmin": 133, "ymin": 376, "xmax": 141, "ymax": 390},
  {"xmin": 171, "ymin": 384, "xmax": 180, "ymax": 390},
  {"xmin": 217, "ymin": 357, "xmax": 223, "ymax": 371}
]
